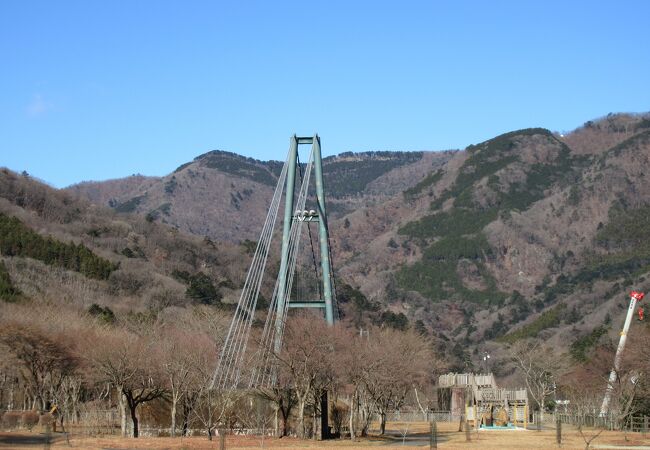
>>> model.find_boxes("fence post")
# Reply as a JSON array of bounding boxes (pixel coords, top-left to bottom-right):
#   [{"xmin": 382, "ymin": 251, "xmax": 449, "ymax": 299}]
[
  {"xmin": 430, "ymin": 420, "xmax": 437, "ymax": 449},
  {"xmin": 556, "ymin": 414, "xmax": 562, "ymax": 446},
  {"xmin": 219, "ymin": 428, "xmax": 226, "ymax": 450},
  {"xmin": 644, "ymin": 415, "xmax": 648, "ymax": 438},
  {"xmin": 465, "ymin": 420, "xmax": 471, "ymax": 442}
]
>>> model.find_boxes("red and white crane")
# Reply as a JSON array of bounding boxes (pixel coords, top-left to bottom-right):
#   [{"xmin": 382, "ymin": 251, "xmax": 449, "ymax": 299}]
[{"xmin": 599, "ymin": 290, "xmax": 644, "ymax": 416}]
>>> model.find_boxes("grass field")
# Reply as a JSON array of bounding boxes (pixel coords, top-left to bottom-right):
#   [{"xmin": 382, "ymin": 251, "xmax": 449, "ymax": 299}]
[{"xmin": 2, "ymin": 421, "xmax": 650, "ymax": 449}]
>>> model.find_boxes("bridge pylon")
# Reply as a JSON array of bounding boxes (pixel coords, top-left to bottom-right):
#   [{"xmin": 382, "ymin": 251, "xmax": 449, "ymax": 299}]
[{"xmin": 211, "ymin": 134, "xmax": 337, "ymax": 391}]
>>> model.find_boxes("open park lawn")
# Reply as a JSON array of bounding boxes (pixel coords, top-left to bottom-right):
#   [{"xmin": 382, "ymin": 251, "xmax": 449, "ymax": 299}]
[{"xmin": 2, "ymin": 422, "xmax": 650, "ymax": 449}]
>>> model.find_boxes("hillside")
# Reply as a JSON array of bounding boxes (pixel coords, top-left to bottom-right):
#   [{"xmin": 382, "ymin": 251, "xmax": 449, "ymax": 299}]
[
  {"xmin": 0, "ymin": 168, "xmax": 254, "ymax": 317},
  {"xmin": 67, "ymin": 150, "xmax": 455, "ymax": 242},
  {"xmin": 329, "ymin": 112, "xmax": 650, "ymax": 369}
]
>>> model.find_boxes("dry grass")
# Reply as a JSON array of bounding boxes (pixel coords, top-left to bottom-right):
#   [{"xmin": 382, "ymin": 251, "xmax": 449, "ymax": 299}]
[{"xmin": 3, "ymin": 421, "xmax": 650, "ymax": 449}]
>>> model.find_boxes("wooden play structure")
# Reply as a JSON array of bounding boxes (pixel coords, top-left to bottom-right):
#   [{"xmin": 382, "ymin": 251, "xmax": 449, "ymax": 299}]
[{"xmin": 438, "ymin": 373, "xmax": 529, "ymax": 428}]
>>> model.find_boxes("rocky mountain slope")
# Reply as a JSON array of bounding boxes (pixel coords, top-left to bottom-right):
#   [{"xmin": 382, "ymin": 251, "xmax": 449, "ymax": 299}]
[{"xmin": 330, "ymin": 112, "xmax": 650, "ymax": 369}]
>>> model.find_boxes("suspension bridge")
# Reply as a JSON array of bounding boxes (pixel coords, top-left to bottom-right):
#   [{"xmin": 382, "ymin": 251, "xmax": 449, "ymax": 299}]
[{"xmin": 211, "ymin": 135, "xmax": 339, "ymax": 391}]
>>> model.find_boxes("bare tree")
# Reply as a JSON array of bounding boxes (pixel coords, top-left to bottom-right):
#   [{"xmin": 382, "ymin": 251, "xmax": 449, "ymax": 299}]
[
  {"xmin": 510, "ymin": 340, "xmax": 566, "ymax": 423},
  {"xmin": 0, "ymin": 323, "xmax": 77, "ymax": 412},
  {"xmin": 362, "ymin": 327, "xmax": 432, "ymax": 435},
  {"xmin": 588, "ymin": 326, "xmax": 650, "ymax": 428},
  {"xmin": 89, "ymin": 330, "xmax": 166, "ymax": 437},
  {"xmin": 256, "ymin": 381, "xmax": 296, "ymax": 437},
  {"xmin": 563, "ymin": 367, "xmax": 606, "ymax": 449},
  {"xmin": 274, "ymin": 314, "xmax": 338, "ymax": 439},
  {"xmin": 158, "ymin": 327, "xmax": 209, "ymax": 437},
  {"xmin": 337, "ymin": 327, "xmax": 373, "ymax": 439}
]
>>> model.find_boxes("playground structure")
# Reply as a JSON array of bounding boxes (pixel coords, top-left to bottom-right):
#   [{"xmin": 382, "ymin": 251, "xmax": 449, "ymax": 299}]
[{"xmin": 438, "ymin": 373, "xmax": 528, "ymax": 428}]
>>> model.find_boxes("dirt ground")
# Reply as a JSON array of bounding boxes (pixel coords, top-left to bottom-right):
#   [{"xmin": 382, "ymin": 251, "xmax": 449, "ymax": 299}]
[{"xmin": 2, "ymin": 421, "xmax": 650, "ymax": 449}]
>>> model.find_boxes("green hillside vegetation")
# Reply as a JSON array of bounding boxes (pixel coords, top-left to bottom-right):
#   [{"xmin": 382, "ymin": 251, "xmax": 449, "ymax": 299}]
[
  {"xmin": 197, "ymin": 151, "xmax": 278, "ymax": 186},
  {"xmin": 570, "ymin": 326, "xmax": 608, "ymax": 362},
  {"xmin": 88, "ymin": 303, "xmax": 117, "ymax": 324},
  {"xmin": 396, "ymin": 129, "xmax": 588, "ymax": 306},
  {"xmin": 0, "ymin": 213, "xmax": 117, "ymax": 280},
  {"xmin": 403, "ymin": 169, "xmax": 443, "ymax": 199},
  {"xmin": 541, "ymin": 204, "xmax": 650, "ymax": 304},
  {"xmin": 114, "ymin": 194, "xmax": 146, "ymax": 213},
  {"xmin": 186, "ymin": 149, "xmax": 424, "ymax": 198},
  {"xmin": 430, "ymin": 129, "xmax": 549, "ymax": 210},
  {"xmin": 172, "ymin": 269, "xmax": 223, "ymax": 305},
  {"xmin": 0, "ymin": 261, "xmax": 22, "ymax": 302},
  {"xmin": 606, "ymin": 129, "xmax": 650, "ymax": 157},
  {"xmin": 322, "ymin": 151, "xmax": 423, "ymax": 198},
  {"xmin": 498, "ymin": 304, "xmax": 566, "ymax": 343}
]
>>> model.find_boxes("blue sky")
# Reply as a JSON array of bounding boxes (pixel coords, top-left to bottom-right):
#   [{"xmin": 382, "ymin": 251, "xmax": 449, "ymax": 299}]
[{"xmin": 1, "ymin": 1, "xmax": 649, "ymax": 188}]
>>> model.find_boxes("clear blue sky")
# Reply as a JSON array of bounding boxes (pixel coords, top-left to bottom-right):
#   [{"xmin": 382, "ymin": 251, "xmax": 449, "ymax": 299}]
[{"xmin": 1, "ymin": 1, "xmax": 649, "ymax": 188}]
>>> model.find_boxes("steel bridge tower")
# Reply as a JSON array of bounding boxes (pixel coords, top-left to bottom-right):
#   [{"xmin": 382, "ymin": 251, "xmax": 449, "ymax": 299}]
[
  {"xmin": 274, "ymin": 135, "xmax": 336, "ymax": 350},
  {"xmin": 212, "ymin": 134, "xmax": 337, "ymax": 392}
]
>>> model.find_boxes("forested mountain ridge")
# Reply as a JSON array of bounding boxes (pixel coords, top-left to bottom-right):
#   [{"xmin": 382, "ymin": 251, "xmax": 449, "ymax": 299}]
[{"xmin": 67, "ymin": 149, "xmax": 455, "ymax": 242}]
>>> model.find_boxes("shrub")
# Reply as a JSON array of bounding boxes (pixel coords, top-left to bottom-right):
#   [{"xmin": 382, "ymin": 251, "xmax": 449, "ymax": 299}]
[
  {"xmin": 0, "ymin": 261, "xmax": 22, "ymax": 302},
  {"xmin": 88, "ymin": 303, "xmax": 116, "ymax": 324},
  {"xmin": 2, "ymin": 411, "xmax": 21, "ymax": 429},
  {"xmin": 39, "ymin": 412, "xmax": 55, "ymax": 429},
  {"xmin": 186, "ymin": 272, "xmax": 221, "ymax": 305},
  {"xmin": 21, "ymin": 411, "xmax": 40, "ymax": 431}
]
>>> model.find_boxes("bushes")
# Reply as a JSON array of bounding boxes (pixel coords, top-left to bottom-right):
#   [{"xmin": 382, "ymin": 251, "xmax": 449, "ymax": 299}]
[
  {"xmin": 0, "ymin": 411, "xmax": 41, "ymax": 431},
  {"xmin": 399, "ymin": 208, "xmax": 497, "ymax": 240},
  {"xmin": 113, "ymin": 195, "xmax": 146, "ymax": 213},
  {"xmin": 1, "ymin": 411, "xmax": 21, "ymax": 429},
  {"xmin": 396, "ymin": 232, "xmax": 505, "ymax": 305},
  {"xmin": 38, "ymin": 412, "xmax": 56, "ymax": 429},
  {"xmin": 172, "ymin": 270, "xmax": 222, "ymax": 305},
  {"xmin": 21, "ymin": 411, "xmax": 39, "ymax": 431},
  {"xmin": 88, "ymin": 303, "xmax": 117, "ymax": 324}
]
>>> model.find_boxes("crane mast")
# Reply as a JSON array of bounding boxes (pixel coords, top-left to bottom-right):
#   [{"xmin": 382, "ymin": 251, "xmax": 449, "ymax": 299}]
[{"xmin": 599, "ymin": 290, "xmax": 644, "ymax": 416}]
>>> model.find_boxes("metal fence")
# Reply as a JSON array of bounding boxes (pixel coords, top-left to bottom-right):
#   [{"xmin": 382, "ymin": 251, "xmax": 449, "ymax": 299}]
[
  {"xmin": 627, "ymin": 416, "xmax": 650, "ymax": 433},
  {"xmin": 544, "ymin": 413, "xmax": 650, "ymax": 433}
]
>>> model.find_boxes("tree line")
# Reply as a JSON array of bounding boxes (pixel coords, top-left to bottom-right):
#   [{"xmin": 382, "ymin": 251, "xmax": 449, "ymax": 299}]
[
  {"xmin": 0, "ymin": 214, "xmax": 117, "ymax": 280},
  {"xmin": 0, "ymin": 303, "xmax": 437, "ymax": 440}
]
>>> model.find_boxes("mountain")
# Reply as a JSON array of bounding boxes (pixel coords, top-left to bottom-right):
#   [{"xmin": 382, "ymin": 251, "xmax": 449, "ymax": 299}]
[
  {"xmin": 67, "ymin": 150, "xmax": 455, "ymax": 243},
  {"xmin": 6, "ymin": 111, "xmax": 650, "ymax": 373},
  {"xmin": 330, "ymin": 112, "xmax": 650, "ymax": 369}
]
